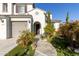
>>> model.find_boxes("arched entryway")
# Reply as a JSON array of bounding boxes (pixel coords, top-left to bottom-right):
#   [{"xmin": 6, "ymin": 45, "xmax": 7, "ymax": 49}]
[{"xmin": 34, "ymin": 22, "xmax": 41, "ymax": 35}]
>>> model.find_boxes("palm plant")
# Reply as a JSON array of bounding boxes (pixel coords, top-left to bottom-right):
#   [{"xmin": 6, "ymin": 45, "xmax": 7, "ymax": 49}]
[
  {"xmin": 44, "ymin": 11, "xmax": 58, "ymax": 42},
  {"xmin": 44, "ymin": 23, "xmax": 56, "ymax": 42},
  {"xmin": 44, "ymin": 11, "xmax": 52, "ymax": 24},
  {"xmin": 17, "ymin": 30, "xmax": 35, "ymax": 52}
]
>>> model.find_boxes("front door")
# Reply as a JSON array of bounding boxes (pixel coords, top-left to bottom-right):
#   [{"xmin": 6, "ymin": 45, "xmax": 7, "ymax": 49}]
[{"xmin": 34, "ymin": 22, "xmax": 40, "ymax": 35}]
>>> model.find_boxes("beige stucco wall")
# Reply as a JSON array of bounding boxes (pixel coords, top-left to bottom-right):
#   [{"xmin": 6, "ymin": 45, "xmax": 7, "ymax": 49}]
[
  {"xmin": 0, "ymin": 3, "xmax": 34, "ymax": 15},
  {"xmin": 0, "ymin": 19, "xmax": 7, "ymax": 39},
  {"xmin": 0, "ymin": 3, "xmax": 12, "ymax": 15}
]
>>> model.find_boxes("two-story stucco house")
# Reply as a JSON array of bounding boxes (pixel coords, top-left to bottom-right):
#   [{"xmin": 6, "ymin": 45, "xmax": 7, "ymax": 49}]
[
  {"xmin": 0, "ymin": 3, "xmax": 60, "ymax": 40},
  {"xmin": 0, "ymin": 3, "xmax": 48, "ymax": 39}
]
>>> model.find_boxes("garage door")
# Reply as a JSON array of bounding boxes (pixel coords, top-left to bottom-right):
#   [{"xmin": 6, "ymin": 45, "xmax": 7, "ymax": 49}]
[{"xmin": 12, "ymin": 21, "xmax": 27, "ymax": 38}]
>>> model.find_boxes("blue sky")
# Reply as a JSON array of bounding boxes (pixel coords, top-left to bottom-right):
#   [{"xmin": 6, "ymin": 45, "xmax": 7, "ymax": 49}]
[{"xmin": 35, "ymin": 3, "xmax": 79, "ymax": 22}]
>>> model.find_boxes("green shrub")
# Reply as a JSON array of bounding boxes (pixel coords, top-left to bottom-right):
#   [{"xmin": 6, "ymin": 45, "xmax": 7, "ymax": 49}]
[
  {"xmin": 51, "ymin": 37, "xmax": 79, "ymax": 56},
  {"xmin": 52, "ymin": 37, "xmax": 69, "ymax": 49}
]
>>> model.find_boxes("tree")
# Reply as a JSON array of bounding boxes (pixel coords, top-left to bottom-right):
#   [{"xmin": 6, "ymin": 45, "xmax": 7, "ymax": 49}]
[{"xmin": 66, "ymin": 12, "xmax": 69, "ymax": 24}]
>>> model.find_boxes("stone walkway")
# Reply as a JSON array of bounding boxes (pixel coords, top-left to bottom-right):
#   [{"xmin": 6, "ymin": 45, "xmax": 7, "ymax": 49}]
[
  {"xmin": 0, "ymin": 38, "xmax": 17, "ymax": 56},
  {"xmin": 34, "ymin": 35, "xmax": 57, "ymax": 56}
]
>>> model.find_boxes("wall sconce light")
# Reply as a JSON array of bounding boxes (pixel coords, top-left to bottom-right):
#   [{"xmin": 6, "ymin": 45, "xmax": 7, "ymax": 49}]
[{"xmin": 0, "ymin": 19, "xmax": 4, "ymax": 23}]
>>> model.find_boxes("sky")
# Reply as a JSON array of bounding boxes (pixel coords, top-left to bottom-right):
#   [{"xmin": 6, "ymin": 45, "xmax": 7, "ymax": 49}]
[{"xmin": 35, "ymin": 3, "xmax": 79, "ymax": 22}]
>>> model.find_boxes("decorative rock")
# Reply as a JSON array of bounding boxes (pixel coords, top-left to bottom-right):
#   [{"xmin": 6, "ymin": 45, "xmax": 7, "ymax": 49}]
[{"xmin": 74, "ymin": 48, "xmax": 79, "ymax": 53}]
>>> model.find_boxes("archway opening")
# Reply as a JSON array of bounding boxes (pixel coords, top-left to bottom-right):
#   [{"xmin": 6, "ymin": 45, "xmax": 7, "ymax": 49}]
[{"xmin": 34, "ymin": 22, "xmax": 41, "ymax": 35}]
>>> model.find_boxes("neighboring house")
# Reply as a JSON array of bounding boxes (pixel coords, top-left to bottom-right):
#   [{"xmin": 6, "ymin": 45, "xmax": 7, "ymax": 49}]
[
  {"xmin": 0, "ymin": 3, "xmax": 47, "ymax": 39},
  {"xmin": 51, "ymin": 20, "xmax": 61, "ymax": 31}
]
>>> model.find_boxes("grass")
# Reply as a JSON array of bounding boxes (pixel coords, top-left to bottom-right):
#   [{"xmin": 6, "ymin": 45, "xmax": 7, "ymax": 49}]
[
  {"xmin": 5, "ymin": 45, "xmax": 35, "ymax": 56},
  {"xmin": 51, "ymin": 37, "xmax": 79, "ymax": 56}
]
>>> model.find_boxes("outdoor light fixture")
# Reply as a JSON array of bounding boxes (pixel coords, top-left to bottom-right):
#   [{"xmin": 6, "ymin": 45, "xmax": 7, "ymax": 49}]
[{"xmin": 0, "ymin": 19, "xmax": 4, "ymax": 23}]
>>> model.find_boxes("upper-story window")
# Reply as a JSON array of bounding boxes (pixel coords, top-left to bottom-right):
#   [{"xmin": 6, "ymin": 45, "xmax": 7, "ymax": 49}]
[
  {"xmin": 16, "ymin": 4, "xmax": 27, "ymax": 14},
  {"xmin": 2, "ymin": 3, "xmax": 8, "ymax": 12}
]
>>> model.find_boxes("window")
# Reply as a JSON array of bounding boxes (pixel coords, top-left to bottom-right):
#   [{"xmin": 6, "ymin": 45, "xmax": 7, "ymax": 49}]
[
  {"xmin": 16, "ymin": 4, "xmax": 27, "ymax": 13},
  {"xmin": 3, "ymin": 3, "xmax": 8, "ymax": 12}
]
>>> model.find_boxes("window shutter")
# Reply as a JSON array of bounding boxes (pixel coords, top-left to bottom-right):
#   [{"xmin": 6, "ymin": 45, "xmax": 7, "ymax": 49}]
[
  {"xmin": 3, "ymin": 3, "xmax": 8, "ymax": 12},
  {"xmin": 16, "ymin": 4, "xmax": 18, "ymax": 13},
  {"xmin": 25, "ymin": 4, "xmax": 27, "ymax": 13}
]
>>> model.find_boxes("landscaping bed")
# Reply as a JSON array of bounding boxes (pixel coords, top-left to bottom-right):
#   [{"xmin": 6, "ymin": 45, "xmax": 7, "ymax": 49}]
[
  {"xmin": 51, "ymin": 37, "xmax": 79, "ymax": 56},
  {"xmin": 5, "ymin": 30, "xmax": 36, "ymax": 56}
]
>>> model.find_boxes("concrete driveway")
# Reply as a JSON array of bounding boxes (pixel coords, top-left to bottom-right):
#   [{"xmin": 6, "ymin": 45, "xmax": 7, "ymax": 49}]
[{"xmin": 0, "ymin": 38, "xmax": 17, "ymax": 56}]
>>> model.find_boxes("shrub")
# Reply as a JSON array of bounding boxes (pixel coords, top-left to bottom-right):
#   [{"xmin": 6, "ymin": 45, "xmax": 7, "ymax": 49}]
[
  {"xmin": 52, "ymin": 37, "xmax": 69, "ymax": 49},
  {"xmin": 59, "ymin": 20, "xmax": 79, "ymax": 48}
]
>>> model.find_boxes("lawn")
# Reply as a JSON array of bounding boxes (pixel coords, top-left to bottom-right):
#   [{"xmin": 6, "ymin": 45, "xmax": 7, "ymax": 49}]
[
  {"xmin": 51, "ymin": 37, "xmax": 79, "ymax": 56},
  {"xmin": 5, "ymin": 45, "xmax": 35, "ymax": 56}
]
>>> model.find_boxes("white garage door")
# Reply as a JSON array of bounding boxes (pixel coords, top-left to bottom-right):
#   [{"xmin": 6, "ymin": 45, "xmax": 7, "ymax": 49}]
[{"xmin": 12, "ymin": 21, "xmax": 27, "ymax": 38}]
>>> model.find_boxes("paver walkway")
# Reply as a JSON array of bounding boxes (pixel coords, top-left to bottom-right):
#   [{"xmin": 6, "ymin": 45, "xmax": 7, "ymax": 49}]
[
  {"xmin": 34, "ymin": 35, "xmax": 57, "ymax": 56},
  {"xmin": 0, "ymin": 38, "xmax": 17, "ymax": 56}
]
